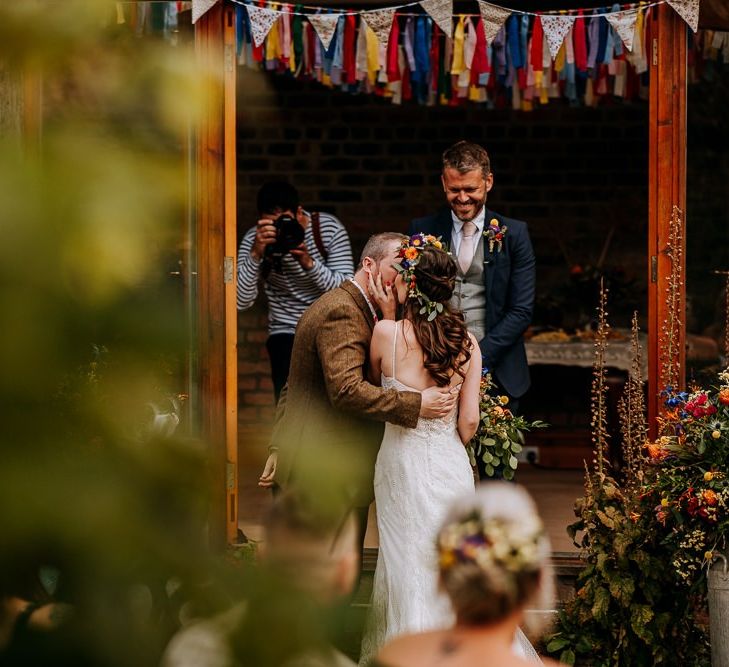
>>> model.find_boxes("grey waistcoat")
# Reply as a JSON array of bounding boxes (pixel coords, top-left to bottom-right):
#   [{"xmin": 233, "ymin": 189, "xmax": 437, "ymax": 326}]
[{"xmin": 451, "ymin": 234, "xmax": 486, "ymax": 341}]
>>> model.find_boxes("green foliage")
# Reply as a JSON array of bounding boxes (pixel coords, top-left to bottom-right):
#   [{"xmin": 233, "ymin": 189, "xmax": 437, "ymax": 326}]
[
  {"xmin": 467, "ymin": 373, "xmax": 547, "ymax": 479},
  {"xmin": 546, "ymin": 468, "xmax": 712, "ymax": 665}
]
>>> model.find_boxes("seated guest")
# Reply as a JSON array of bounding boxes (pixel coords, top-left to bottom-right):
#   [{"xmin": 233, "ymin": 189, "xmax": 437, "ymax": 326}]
[
  {"xmin": 374, "ymin": 483, "xmax": 562, "ymax": 667},
  {"xmin": 163, "ymin": 490, "xmax": 358, "ymax": 667}
]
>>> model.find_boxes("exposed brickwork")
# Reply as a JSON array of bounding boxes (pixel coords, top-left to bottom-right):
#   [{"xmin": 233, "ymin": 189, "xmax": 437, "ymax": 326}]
[{"xmin": 236, "ymin": 65, "xmax": 728, "ymax": 445}]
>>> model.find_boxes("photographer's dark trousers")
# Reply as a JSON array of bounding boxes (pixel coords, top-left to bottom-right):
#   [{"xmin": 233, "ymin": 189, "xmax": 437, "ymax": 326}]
[{"xmin": 266, "ymin": 333, "xmax": 295, "ymax": 404}]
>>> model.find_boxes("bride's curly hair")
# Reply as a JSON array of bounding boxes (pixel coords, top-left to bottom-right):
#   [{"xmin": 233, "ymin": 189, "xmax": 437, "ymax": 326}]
[{"xmin": 402, "ymin": 246, "xmax": 471, "ymax": 387}]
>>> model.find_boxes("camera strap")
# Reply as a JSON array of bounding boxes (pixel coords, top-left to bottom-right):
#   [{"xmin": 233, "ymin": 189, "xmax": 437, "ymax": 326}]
[{"xmin": 311, "ymin": 212, "xmax": 328, "ymax": 262}]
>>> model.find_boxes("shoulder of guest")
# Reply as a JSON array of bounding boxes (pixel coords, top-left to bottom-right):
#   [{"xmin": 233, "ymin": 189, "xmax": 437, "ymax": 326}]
[{"xmin": 376, "ymin": 631, "xmax": 440, "ymax": 666}]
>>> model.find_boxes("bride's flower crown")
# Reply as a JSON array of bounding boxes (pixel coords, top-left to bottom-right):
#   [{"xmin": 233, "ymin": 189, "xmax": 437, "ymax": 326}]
[
  {"xmin": 437, "ymin": 510, "xmax": 545, "ymax": 577},
  {"xmin": 396, "ymin": 233, "xmax": 447, "ymax": 322}
]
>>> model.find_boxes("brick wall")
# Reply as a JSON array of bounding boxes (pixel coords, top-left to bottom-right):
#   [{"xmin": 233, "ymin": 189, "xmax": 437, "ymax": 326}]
[
  {"xmin": 237, "ymin": 67, "xmax": 649, "ymax": 435},
  {"xmin": 236, "ymin": 64, "xmax": 729, "ymax": 446}
]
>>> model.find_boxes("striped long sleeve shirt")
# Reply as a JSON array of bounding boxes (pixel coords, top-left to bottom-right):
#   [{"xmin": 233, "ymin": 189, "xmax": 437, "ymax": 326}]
[{"xmin": 236, "ymin": 211, "xmax": 354, "ymax": 336}]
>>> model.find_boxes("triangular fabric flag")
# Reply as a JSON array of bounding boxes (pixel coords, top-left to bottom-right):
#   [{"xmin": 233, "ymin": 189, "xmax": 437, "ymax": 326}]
[
  {"xmin": 540, "ymin": 15, "xmax": 575, "ymax": 59},
  {"xmin": 477, "ymin": 1, "xmax": 510, "ymax": 46},
  {"xmin": 362, "ymin": 8, "xmax": 396, "ymax": 49},
  {"xmin": 605, "ymin": 9, "xmax": 639, "ymax": 52},
  {"xmin": 246, "ymin": 5, "xmax": 281, "ymax": 48},
  {"xmin": 666, "ymin": 0, "xmax": 700, "ymax": 33},
  {"xmin": 192, "ymin": 0, "xmax": 218, "ymax": 24},
  {"xmin": 420, "ymin": 0, "xmax": 453, "ymax": 38},
  {"xmin": 309, "ymin": 13, "xmax": 340, "ymax": 51}
]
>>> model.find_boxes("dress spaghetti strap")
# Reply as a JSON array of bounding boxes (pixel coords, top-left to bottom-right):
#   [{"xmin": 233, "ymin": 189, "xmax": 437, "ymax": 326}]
[{"xmin": 391, "ymin": 321, "xmax": 399, "ymax": 381}]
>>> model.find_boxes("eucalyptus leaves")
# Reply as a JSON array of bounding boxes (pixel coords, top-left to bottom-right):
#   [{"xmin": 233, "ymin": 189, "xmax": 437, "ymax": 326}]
[{"xmin": 467, "ymin": 372, "xmax": 547, "ymax": 480}]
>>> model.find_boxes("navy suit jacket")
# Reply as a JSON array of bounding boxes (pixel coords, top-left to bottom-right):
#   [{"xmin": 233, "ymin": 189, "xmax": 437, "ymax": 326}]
[{"xmin": 410, "ymin": 208, "xmax": 535, "ymax": 398}]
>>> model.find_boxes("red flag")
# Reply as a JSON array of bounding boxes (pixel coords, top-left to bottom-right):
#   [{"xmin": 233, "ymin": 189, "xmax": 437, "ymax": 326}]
[
  {"xmin": 387, "ymin": 14, "xmax": 401, "ymax": 82},
  {"xmin": 470, "ymin": 17, "xmax": 490, "ymax": 85},
  {"xmin": 574, "ymin": 11, "xmax": 587, "ymax": 72},
  {"xmin": 531, "ymin": 16, "xmax": 543, "ymax": 72},
  {"xmin": 344, "ymin": 13, "xmax": 357, "ymax": 84}
]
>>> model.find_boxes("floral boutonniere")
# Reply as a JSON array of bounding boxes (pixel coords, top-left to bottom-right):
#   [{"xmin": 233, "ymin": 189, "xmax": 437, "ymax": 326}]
[{"xmin": 483, "ymin": 218, "xmax": 508, "ymax": 253}]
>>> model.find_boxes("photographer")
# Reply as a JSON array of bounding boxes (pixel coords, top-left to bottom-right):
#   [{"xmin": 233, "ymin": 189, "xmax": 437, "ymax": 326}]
[{"xmin": 237, "ymin": 181, "xmax": 354, "ymax": 402}]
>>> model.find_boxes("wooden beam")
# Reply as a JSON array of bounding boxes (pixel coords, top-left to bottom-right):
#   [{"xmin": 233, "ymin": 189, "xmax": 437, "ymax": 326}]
[
  {"xmin": 223, "ymin": 4, "xmax": 239, "ymax": 545},
  {"xmin": 647, "ymin": 5, "xmax": 687, "ymax": 437},
  {"xmin": 195, "ymin": 4, "xmax": 237, "ymax": 548}
]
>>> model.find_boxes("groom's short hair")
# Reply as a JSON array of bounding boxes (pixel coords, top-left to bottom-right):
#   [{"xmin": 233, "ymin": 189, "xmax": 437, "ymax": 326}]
[
  {"xmin": 442, "ymin": 141, "xmax": 491, "ymax": 178},
  {"xmin": 357, "ymin": 232, "xmax": 407, "ymax": 270}
]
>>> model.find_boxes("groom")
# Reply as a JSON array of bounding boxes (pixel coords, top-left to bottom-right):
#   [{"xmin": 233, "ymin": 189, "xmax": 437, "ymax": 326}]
[
  {"xmin": 410, "ymin": 141, "xmax": 535, "ymax": 471},
  {"xmin": 258, "ymin": 232, "xmax": 458, "ymax": 553}
]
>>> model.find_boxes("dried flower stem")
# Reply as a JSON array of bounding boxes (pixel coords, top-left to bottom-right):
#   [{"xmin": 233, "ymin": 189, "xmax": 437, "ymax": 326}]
[
  {"xmin": 659, "ymin": 206, "xmax": 684, "ymax": 391},
  {"xmin": 591, "ymin": 279, "xmax": 611, "ymax": 477},
  {"xmin": 618, "ymin": 312, "xmax": 647, "ymax": 490}
]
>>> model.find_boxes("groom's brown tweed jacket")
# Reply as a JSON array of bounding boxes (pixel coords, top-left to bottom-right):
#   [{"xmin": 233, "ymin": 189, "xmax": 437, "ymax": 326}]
[{"xmin": 270, "ymin": 280, "xmax": 421, "ymax": 507}]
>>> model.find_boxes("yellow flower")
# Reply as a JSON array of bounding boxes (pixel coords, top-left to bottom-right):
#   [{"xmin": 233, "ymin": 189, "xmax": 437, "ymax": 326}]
[
  {"xmin": 489, "ymin": 218, "xmax": 500, "ymax": 228},
  {"xmin": 439, "ymin": 549, "xmax": 456, "ymax": 569},
  {"xmin": 661, "ymin": 498, "xmax": 669, "ymax": 507},
  {"xmin": 705, "ymin": 551, "xmax": 714, "ymax": 562},
  {"xmin": 499, "ymin": 396, "xmax": 509, "ymax": 405},
  {"xmin": 704, "ymin": 471, "xmax": 714, "ymax": 481},
  {"xmin": 712, "ymin": 430, "xmax": 721, "ymax": 439},
  {"xmin": 433, "ymin": 240, "xmax": 443, "ymax": 249}
]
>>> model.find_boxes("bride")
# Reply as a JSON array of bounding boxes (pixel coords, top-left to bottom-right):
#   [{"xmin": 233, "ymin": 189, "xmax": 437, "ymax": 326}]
[{"xmin": 360, "ymin": 235, "xmax": 540, "ymax": 664}]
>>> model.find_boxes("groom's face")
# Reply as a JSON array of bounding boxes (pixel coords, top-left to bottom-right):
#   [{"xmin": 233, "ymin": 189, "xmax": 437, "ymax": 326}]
[
  {"xmin": 372, "ymin": 239, "xmax": 403, "ymax": 287},
  {"xmin": 442, "ymin": 167, "xmax": 493, "ymax": 222}
]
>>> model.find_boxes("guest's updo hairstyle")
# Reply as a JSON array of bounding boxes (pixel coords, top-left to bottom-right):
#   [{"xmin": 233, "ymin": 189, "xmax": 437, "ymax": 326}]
[
  {"xmin": 436, "ymin": 483, "xmax": 553, "ymax": 630},
  {"xmin": 402, "ymin": 245, "xmax": 471, "ymax": 387}
]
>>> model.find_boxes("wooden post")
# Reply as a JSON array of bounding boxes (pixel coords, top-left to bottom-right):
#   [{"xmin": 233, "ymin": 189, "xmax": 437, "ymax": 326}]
[
  {"xmin": 647, "ymin": 5, "xmax": 687, "ymax": 438},
  {"xmin": 195, "ymin": 1, "xmax": 238, "ymax": 547}
]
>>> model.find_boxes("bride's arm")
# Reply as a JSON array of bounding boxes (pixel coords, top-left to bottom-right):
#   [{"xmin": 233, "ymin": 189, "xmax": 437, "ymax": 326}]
[
  {"xmin": 457, "ymin": 334, "xmax": 482, "ymax": 445},
  {"xmin": 367, "ymin": 320, "xmax": 394, "ymax": 385}
]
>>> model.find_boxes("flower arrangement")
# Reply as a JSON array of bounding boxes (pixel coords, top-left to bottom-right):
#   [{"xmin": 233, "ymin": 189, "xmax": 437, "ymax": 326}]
[
  {"xmin": 466, "ymin": 371, "xmax": 546, "ymax": 480},
  {"xmin": 483, "ymin": 217, "xmax": 507, "ymax": 253},
  {"xmin": 395, "ymin": 233, "xmax": 446, "ymax": 321},
  {"xmin": 642, "ymin": 369, "xmax": 729, "ymax": 585}
]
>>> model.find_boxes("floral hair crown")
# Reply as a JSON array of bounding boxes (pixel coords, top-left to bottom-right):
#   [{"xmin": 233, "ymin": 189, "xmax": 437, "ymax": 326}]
[
  {"xmin": 395, "ymin": 233, "xmax": 447, "ymax": 322},
  {"xmin": 437, "ymin": 510, "xmax": 545, "ymax": 576}
]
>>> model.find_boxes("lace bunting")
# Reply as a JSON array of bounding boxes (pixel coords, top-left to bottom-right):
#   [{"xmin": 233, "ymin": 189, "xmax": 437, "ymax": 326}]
[
  {"xmin": 192, "ymin": 0, "xmax": 218, "ymax": 23},
  {"xmin": 477, "ymin": 1, "xmax": 511, "ymax": 46},
  {"xmin": 420, "ymin": 0, "xmax": 454, "ymax": 37},
  {"xmin": 540, "ymin": 15, "xmax": 575, "ymax": 58},
  {"xmin": 309, "ymin": 13, "xmax": 340, "ymax": 50},
  {"xmin": 363, "ymin": 8, "xmax": 397, "ymax": 48},
  {"xmin": 606, "ymin": 9, "xmax": 639, "ymax": 52},
  {"xmin": 667, "ymin": 0, "xmax": 700, "ymax": 33},
  {"xmin": 246, "ymin": 5, "xmax": 281, "ymax": 47}
]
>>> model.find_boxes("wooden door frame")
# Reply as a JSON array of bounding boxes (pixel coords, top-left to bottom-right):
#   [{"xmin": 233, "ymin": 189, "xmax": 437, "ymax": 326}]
[
  {"xmin": 194, "ymin": 1, "xmax": 688, "ymax": 542},
  {"xmin": 195, "ymin": 2, "xmax": 239, "ymax": 548}
]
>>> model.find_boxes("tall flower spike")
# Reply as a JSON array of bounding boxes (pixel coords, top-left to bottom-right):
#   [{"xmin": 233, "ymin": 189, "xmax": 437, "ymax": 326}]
[
  {"xmin": 590, "ymin": 278, "xmax": 611, "ymax": 477},
  {"xmin": 659, "ymin": 206, "xmax": 684, "ymax": 393},
  {"xmin": 618, "ymin": 311, "xmax": 647, "ymax": 490}
]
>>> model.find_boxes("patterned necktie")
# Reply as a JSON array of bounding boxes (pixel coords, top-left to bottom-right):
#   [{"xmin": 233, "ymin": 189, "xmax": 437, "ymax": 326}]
[{"xmin": 458, "ymin": 220, "xmax": 478, "ymax": 273}]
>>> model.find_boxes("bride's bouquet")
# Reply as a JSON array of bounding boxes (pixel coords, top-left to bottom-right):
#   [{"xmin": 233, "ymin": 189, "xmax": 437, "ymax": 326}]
[{"xmin": 467, "ymin": 372, "xmax": 547, "ymax": 480}]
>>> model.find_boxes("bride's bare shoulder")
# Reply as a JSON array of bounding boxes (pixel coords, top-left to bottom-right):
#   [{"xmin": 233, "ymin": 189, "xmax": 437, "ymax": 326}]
[{"xmin": 375, "ymin": 631, "xmax": 441, "ymax": 666}]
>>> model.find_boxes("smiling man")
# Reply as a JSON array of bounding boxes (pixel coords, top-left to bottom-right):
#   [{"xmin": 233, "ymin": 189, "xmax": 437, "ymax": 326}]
[{"xmin": 409, "ymin": 141, "xmax": 536, "ymax": 478}]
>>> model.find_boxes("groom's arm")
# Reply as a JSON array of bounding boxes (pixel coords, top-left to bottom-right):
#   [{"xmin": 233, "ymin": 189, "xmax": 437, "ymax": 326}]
[{"xmin": 316, "ymin": 304, "xmax": 421, "ymax": 428}]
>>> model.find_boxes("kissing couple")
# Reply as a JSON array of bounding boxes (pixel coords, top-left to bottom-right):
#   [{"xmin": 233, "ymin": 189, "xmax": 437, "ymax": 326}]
[{"xmin": 259, "ymin": 232, "xmax": 538, "ymax": 662}]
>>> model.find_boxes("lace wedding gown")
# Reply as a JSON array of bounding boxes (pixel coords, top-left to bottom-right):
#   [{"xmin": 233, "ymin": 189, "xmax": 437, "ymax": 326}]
[{"xmin": 359, "ymin": 324, "xmax": 541, "ymax": 665}]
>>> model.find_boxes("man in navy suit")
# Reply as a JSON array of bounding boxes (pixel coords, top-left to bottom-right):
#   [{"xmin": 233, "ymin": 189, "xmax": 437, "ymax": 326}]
[{"xmin": 410, "ymin": 141, "xmax": 535, "ymax": 456}]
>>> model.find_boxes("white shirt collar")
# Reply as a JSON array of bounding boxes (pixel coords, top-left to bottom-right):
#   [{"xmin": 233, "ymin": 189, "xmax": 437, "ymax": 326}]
[
  {"xmin": 348, "ymin": 278, "xmax": 378, "ymax": 323},
  {"xmin": 451, "ymin": 206, "xmax": 487, "ymax": 237}
]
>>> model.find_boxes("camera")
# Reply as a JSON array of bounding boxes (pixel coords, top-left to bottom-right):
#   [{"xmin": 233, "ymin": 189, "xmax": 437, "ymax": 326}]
[{"xmin": 265, "ymin": 213, "xmax": 305, "ymax": 273}]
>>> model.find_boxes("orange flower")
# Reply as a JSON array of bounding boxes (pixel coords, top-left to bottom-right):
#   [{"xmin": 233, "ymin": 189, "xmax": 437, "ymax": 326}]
[
  {"xmin": 646, "ymin": 443, "xmax": 668, "ymax": 460},
  {"xmin": 703, "ymin": 489, "xmax": 718, "ymax": 506},
  {"xmin": 719, "ymin": 388, "xmax": 729, "ymax": 406},
  {"xmin": 425, "ymin": 235, "xmax": 436, "ymax": 243},
  {"xmin": 404, "ymin": 247, "xmax": 419, "ymax": 260}
]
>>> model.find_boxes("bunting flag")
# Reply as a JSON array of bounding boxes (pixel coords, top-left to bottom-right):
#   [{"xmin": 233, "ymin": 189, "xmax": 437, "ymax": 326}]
[
  {"xmin": 541, "ymin": 15, "xmax": 576, "ymax": 58},
  {"xmin": 192, "ymin": 0, "xmax": 218, "ymax": 24},
  {"xmin": 420, "ymin": 0, "xmax": 453, "ymax": 38},
  {"xmin": 362, "ymin": 8, "xmax": 396, "ymax": 49},
  {"xmin": 606, "ymin": 9, "xmax": 639, "ymax": 52},
  {"xmin": 477, "ymin": 1, "xmax": 511, "ymax": 46},
  {"xmin": 667, "ymin": 0, "xmax": 700, "ymax": 33},
  {"xmin": 246, "ymin": 5, "xmax": 280, "ymax": 48},
  {"xmin": 309, "ymin": 13, "xmax": 340, "ymax": 50}
]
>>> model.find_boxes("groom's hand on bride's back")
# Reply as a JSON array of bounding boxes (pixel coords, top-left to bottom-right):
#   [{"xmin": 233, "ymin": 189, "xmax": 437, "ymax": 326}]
[{"xmin": 419, "ymin": 385, "xmax": 459, "ymax": 419}]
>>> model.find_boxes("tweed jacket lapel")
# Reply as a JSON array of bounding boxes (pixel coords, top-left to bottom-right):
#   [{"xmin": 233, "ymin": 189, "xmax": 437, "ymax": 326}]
[{"xmin": 341, "ymin": 279, "xmax": 377, "ymax": 331}]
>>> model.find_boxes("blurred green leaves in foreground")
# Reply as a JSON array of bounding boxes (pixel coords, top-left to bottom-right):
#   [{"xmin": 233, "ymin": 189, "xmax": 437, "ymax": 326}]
[{"xmin": 0, "ymin": 3, "xmax": 258, "ymax": 665}]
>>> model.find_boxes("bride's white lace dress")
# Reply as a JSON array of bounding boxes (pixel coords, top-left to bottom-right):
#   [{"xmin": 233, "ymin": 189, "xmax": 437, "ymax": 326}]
[{"xmin": 359, "ymin": 325, "xmax": 541, "ymax": 665}]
